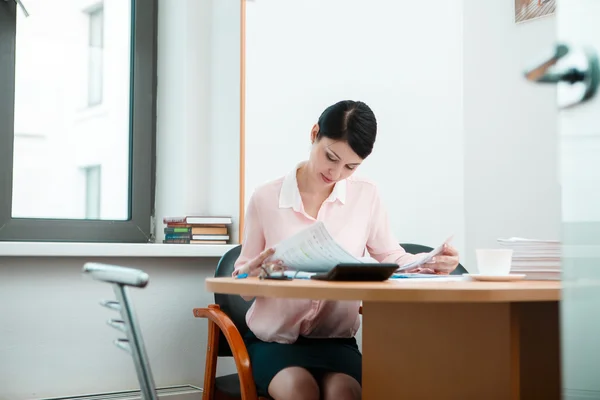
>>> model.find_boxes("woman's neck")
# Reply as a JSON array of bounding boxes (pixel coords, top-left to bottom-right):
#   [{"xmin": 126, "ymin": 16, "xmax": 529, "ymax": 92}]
[{"xmin": 296, "ymin": 164, "xmax": 333, "ymax": 198}]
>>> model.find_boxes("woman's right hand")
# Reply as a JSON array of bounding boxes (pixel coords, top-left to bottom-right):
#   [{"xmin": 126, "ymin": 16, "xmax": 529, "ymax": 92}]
[{"xmin": 238, "ymin": 247, "xmax": 277, "ymax": 276}]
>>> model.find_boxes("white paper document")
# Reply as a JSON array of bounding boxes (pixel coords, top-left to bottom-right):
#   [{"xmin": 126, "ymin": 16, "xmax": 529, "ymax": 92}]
[
  {"xmin": 395, "ymin": 235, "xmax": 454, "ymax": 272},
  {"xmin": 268, "ymin": 221, "xmax": 453, "ymax": 274},
  {"xmin": 268, "ymin": 221, "xmax": 360, "ymax": 273}
]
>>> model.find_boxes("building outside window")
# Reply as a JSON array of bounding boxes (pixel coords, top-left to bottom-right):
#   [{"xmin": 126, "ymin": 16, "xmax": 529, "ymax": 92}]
[{"xmin": 0, "ymin": 0, "xmax": 156, "ymax": 242}]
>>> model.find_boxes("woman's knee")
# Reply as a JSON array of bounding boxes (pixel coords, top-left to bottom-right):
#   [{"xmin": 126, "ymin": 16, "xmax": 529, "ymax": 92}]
[
  {"xmin": 268, "ymin": 367, "xmax": 320, "ymax": 400},
  {"xmin": 321, "ymin": 372, "xmax": 361, "ymax": 400}
]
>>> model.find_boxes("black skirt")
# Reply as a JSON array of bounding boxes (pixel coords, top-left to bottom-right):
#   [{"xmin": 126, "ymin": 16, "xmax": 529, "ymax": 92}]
[{"xmin": 244, "ymin": 330, "xmax": 362, "ymax": 397}]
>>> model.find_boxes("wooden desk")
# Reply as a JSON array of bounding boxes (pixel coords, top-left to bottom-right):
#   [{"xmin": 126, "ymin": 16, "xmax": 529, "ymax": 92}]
[{"xmin": 206, "ymin": 278, "xmax": 561, "ymax": 400}]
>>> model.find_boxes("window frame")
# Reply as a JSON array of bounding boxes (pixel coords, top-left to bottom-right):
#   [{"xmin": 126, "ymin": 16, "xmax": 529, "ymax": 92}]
[{"xmin": 0, "ymin": 0, "xmax": 157, "ymax": 243}]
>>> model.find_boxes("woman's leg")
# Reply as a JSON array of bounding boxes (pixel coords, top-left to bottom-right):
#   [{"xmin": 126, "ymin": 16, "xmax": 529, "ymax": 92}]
[
  {"xmin": 321, "ymin": 372, "xmax": 361, "ymax": 400},
  {"xmin": 268, "ymin": 367, "xmax": 320, "ymax": 400}
]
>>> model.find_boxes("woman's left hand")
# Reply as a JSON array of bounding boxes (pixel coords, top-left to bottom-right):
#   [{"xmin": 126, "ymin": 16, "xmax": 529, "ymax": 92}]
[{"xmin": 414, "ymin": 243, "xmax": 460, "ymax": 275}]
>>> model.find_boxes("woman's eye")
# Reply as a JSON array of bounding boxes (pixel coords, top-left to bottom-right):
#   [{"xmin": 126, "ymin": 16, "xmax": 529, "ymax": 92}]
[
  {"xmin": 346, "ymin": 165, "xmax": 355, "ymax": 170},
  {"xmin": 326, "ymin": 154, "xmax": 336, "ymax": 162}
]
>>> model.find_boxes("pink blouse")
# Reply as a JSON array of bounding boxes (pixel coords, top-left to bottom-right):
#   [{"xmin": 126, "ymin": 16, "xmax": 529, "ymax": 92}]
[{"xmin": 233, "ymin": 164, "xmax": 420, "ymax": 344}]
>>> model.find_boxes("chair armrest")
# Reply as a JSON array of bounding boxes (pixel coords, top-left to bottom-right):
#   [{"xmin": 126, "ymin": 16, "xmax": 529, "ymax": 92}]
[
  {"xmin": 194, "ymin": 304, "xmax": 258, "ymax": 400},
  {"xmin": 83, "ymin": 262, "xmax": 149, "ymax": 288}
]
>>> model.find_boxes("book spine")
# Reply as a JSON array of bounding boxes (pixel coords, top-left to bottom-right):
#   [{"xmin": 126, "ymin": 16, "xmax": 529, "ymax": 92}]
[
  {"xmin": 164, "ymin": 227, "xmax": 192, "ymax": 234},
  {"xmin": 191, "ymin": 227, "xmax": 228, "ymax": 235},
  {"xmin": 163, "ymin": 217, "xmax": 187, "ymax": 224},
  {"xmin": 192, "ymin": 235, "xmax": 229, "ymax": 241},
  {"xmin": 165, "ymin": 233, "xmax": 191, "ymax": 240},
  {"xmin": 163, "ymin": 238, "xmax": 191, "ymax": 244}
]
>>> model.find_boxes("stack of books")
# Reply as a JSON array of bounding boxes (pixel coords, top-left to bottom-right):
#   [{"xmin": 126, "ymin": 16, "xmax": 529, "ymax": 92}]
[
  {"xmin": 162, "ymin": 216, "xmax": 232, "ymax": 244},
  {"xmin": 497, "ymin": 237, "xmax": 561, "ymax": 280}
]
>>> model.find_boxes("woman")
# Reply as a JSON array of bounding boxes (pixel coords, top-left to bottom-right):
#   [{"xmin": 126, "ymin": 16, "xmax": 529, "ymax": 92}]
[{"xmin": 233, "ymin": 100, "xmax": 459, "ymax": 400}]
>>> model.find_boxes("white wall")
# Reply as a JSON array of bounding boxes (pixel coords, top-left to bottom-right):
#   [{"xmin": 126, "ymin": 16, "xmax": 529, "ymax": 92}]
[
  {"xmin": 0, "ymin": 256, "xmax": 236, "ymax": 400},
  {"xmin": 245, "ymin": 0, "xmax": 466, "ymax": 259},
  {"xmin": 245, "ymin": 0, "xmax": 560, "ymax": 271},
  {"xmin": 462, "ymin": 0, "xmax": 560, "ymax": 269},
  {"xmin": 154, "ymin": 0, "xmax": 241, "ymax": 243},
  {"xmin": 206, "ymin": 0, "xmax": 242, "ymax": 244}
]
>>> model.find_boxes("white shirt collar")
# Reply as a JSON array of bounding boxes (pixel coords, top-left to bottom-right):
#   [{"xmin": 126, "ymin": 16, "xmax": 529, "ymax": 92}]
[{"xmin": 279, "ymin": 162, "xmax": 347, "ymax": 210}]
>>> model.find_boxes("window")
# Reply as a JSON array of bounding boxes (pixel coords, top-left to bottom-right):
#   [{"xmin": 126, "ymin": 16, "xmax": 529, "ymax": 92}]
[
  {"xmin": 0, "ymin": 0, "xmax": 157, "ymax": 242},
  {"xmin": 87, "ymin": 6, "xmax": 104, "ymax": 107}
]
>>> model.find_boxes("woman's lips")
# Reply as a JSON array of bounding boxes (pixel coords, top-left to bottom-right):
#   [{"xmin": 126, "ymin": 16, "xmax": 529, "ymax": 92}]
[{"xmin": 321, "ymin": 173, "xmax": 333, "ymax": 184}]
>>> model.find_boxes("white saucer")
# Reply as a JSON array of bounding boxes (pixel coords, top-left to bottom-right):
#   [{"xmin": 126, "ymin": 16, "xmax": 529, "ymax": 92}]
[{"xmin": 463, "ymin": 273, "xmax": 526, "ymax": 282}]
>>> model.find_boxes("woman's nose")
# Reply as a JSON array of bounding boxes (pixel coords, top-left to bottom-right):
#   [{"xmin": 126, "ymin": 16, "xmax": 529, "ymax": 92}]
[{"xmin": 329, "ymin": 165, "xmax": 343, "ymax": 180}]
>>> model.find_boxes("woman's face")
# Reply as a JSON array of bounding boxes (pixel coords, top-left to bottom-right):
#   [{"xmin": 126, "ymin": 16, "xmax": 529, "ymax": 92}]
[{"xmin": 306, "ymin": 124, "xmax": 364, "ymax": 187}]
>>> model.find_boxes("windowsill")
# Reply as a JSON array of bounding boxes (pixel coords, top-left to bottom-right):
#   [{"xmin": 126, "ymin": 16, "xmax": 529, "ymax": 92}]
[{"xmin": 0, "ymin": 242, "xmax": 238, "ymax": 257}]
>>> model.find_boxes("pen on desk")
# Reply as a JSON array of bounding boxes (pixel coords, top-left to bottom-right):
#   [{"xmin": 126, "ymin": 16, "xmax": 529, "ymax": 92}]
[{"xmin": 236, "ymin": 273, "xmax": 248, "ymax": 279}]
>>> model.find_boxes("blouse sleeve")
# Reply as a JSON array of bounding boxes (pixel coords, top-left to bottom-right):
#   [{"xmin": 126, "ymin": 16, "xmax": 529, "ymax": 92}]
[
  {"xmin": 366, "ymin": 186, "xmax": 424, "ymax": 266},
  {"xmin": 232, "ymin": 191, "xmax": 266, "ymax": 277}
]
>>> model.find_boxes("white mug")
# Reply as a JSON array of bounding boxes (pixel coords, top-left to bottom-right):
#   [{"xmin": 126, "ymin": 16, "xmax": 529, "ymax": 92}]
[{"xmin": 475, "ymin": 249, "xmax": 513, "ymax": 275}]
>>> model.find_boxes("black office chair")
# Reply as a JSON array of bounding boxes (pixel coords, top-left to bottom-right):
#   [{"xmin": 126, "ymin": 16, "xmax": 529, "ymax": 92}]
[
  {"xmin": 193, "ymin": 245, "xmax": 269, "ymax": 400},
  {"xmin": 400, "ymin": 243, "xmax": 467, "ymax": 275},
  {"xmin": 82, "ymin": 263, "xmax": 158, "ymax": 400}
]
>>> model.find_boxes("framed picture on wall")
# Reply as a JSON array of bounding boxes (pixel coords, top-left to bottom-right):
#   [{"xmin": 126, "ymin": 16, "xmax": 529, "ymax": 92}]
[{"xmin": 515, "ymin": 0, "xmax": 556, "ymax": 23}]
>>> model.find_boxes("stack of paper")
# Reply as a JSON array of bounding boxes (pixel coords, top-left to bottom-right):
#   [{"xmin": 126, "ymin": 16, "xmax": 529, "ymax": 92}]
[{"xmin": 497, "ymin": 237, "xmax": 561, "ymax": 280}]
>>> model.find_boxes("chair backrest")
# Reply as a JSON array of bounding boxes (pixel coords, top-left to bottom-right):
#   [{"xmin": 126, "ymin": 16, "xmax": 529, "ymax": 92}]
[
  {"xmin": 400, "ymin": 243, "xmax": 467, "ymax": 275},
  {"xmin": 82, "ymin": 263, "xmax": 158, "ymax": 400},
  {"xmin": 214, "ymin": 245, "xmax": 254, "ymax": 357}
]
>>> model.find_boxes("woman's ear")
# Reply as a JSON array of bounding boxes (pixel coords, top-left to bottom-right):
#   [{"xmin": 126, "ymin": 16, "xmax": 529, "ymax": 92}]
[{"xmin": 310, "ymin": 124, "xmax": 319, "ymax": 144}]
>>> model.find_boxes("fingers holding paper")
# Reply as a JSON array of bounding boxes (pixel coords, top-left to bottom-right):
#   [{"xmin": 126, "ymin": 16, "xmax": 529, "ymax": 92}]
[
  {"xmin": 424, "ymin": 243, "xmax": 460, "ymax": 274},
  {"xmin": 240, "ymin": 247, "xmax": 280, "ymax": 276}
]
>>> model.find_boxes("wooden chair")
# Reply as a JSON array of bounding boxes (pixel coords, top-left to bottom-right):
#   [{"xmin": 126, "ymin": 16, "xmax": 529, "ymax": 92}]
[
  {"xmin": 193, "ymin": 245, "xmax": 270, "ymax": 400},
  {"xmin": 82, "ymin": 262, "xmax": 158, "ymax": 400}
]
